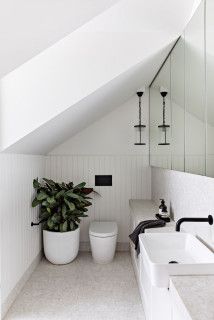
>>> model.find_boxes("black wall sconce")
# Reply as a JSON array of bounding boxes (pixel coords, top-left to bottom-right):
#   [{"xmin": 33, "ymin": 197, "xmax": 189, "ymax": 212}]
[
  {"xmin": 158, "ymin": 88, "xmax": 170, "ymax": 145},
  {"xmin": 134, "ymin": 90, "xmax": 146, "ymax": 145}
]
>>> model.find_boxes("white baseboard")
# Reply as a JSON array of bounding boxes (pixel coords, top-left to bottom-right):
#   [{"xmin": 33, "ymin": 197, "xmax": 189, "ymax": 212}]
[
  {"xmin": 79, "ymin": 242, "xmax": 129, "ymax": 252},
  {"xmin": 2, "ymin": 251, "xmax": 43, "ymax": 319}
]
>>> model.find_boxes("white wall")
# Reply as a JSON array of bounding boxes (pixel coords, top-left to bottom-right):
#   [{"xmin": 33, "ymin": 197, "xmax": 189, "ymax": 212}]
[
  {"xmin": 46, "ymin": 155, "xmax": 151, "ymax": 246},
  {"xmin": 48, "ymin": 94, "xmax": 151, "ymax": 245},
  {"xmin": 50, "ymin": 93, "xmax": 149, "ymax": 155},
  {"xmin": 0, "ymin": 0, "xmax": 119, "ymax": 78},
  {"xmin": 151, "ymin": 167, "xmax": 214, "ymax": 250},
  {"xmin": 0, "ymin": 154, "xmax": 45, "ymax": 315}
]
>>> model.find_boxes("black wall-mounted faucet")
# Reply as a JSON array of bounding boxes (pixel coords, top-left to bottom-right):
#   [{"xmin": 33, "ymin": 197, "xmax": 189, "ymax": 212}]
[{"xmin": 175, "ymin": 215, "xmax": 213, "ymax": 232}]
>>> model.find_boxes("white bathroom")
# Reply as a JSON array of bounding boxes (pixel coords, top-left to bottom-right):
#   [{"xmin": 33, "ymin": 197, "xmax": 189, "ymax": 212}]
[{"xmin": 1, "ymin": 0, "xmax": 214, "ymax": 319}]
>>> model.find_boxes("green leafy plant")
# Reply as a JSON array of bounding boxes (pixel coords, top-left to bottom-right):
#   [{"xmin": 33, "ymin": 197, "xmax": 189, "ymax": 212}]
[{"xmin": 32, "ymin": 178, "xmax": 96, "ymax": 232}]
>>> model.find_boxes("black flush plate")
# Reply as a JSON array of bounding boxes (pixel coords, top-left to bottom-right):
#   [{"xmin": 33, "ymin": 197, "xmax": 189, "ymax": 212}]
[{"xmin": 95, "ymin": 175, "xmax": 112, "ymax": 186}]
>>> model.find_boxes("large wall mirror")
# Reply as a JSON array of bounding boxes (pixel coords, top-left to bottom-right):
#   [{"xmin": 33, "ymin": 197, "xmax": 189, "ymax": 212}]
[
  {"xmin": 185, "ymin": 1, "xmax": 205, "ymax": 175},
  {"xmin": 149, "ymin": 0, "xmax": 214, "ymax": 177},
  {"xmin": 206, "ymin": 0, "xmax": 214, "ymax": 177},
  {"xmin": 171, "ymin": 36, "xmax": 185, "ymax": 172},
  {"xmin": 150, "ymin": 58, "xmax": 171, "ymax": 169}
]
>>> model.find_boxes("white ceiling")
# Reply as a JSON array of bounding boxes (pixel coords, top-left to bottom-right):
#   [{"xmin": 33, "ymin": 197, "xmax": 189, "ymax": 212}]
[
  {"xmin": 0, "ymin": 0, "xmax": 201, "ymax": 154},
  {"xmin": 0, "ymin": 0, "xmax": 200, "ymax": 79},
  {"xmin": 0, "ymin": 0, "xmax": 119, "ymax": 78},
  {"xmin": 3, "ymin": 43, "xmax": 175, "ymax": 154}
]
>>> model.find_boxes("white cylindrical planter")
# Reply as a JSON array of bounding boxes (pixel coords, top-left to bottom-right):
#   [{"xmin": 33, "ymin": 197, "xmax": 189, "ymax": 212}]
[{"xmin": 43, "ymin": 228, "xmax": 80, "ymax": 265}]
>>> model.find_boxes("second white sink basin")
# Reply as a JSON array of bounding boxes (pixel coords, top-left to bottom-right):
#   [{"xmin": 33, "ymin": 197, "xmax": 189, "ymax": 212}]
[{"xmin": 139, "ymin": 232, "xmax": 214, "ymax": 287}]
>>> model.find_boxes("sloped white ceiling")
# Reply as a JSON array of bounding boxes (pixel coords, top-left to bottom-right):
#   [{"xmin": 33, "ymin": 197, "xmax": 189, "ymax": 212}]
[
  {"xmin": 0, "ymin": 0, "xmax": 201, "ymax": 155},
  {"xmin": 3, "ymin": 44, "xmax": 175, "ymax": 154},
  {"xmin": 0, "ymin": 0, "xmax": 119, "ymax": 78}
]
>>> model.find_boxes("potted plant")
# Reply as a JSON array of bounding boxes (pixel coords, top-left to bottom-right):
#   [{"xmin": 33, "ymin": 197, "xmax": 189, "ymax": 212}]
[{"xmin": 32, "ymin": 178, "xmax": 95, "ymax": 265}]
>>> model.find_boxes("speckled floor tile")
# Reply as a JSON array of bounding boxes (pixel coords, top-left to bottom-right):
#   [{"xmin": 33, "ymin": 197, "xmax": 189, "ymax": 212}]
[{"xmin": 4, "ymin": 252, "xmax": 145, "ymax": 320}]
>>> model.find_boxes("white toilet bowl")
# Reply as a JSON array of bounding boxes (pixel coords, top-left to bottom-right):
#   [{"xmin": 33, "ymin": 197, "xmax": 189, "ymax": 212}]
[{"xmin": 89, "ymin": 221, "xmax": 118, "ymax": 264}]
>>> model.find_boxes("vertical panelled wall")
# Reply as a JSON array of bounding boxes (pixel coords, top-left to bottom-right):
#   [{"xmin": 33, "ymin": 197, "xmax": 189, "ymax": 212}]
[
  {"xmin": 46, "ymin": 155, "xmax": 151, "ymax": 246},
  {"xmin": 0, "ymin": 154, "xmax": 45, "ymax": 314},
  {"xmin": 47, "ymin": 93, "xmax": 151, "ymax": 247},
  {"xmin": 1, "ymin": 92, "xmax": 151, "ymax": 316}
]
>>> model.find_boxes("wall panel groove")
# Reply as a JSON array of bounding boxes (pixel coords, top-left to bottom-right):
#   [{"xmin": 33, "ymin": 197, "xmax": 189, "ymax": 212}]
[
  {"xmin": 1, "ymin": 154, "xmax": 45, "ymax": 310},
  {"xmin": 46, "ymin": 155, "xmax": 151, "ymax": 243}
]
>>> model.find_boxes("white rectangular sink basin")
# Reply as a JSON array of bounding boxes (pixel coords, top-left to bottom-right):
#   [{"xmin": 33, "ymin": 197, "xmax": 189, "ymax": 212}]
[{"xmin": 139, "ymin": 232, "xmax": 214, "ymax": 288}]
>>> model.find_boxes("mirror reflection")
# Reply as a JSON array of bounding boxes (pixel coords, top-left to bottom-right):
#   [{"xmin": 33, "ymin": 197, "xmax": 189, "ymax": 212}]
[
  {"xmin": 184, "ymin": 2, "xmax": 205, "ymax": 175},
  {"xmin": 150, "ymin": 58, "xmax": 171, "ymax": 169},
  {"xmin": 171, "ymin": 37, "xmax": 185, "ymax": 172},
  {"xmin": 149, "ymin": 1, "xmax": 210, "ymax": 177},
  {"xmin": 206, "ymin": 0, "xmax": 214, "ymax": 178}
]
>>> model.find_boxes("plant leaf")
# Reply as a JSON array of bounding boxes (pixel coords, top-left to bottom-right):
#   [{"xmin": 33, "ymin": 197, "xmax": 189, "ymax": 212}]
[
  {"xmin": 33, "ymin": 178, "xmax": 40, "ymax": 189},
  {"xmin": 47, "ymin": 218, "xmax": 55, "ymax": 230},
  {"xmin": 65, "ymin": 191, "xmax": 81, "ymax": 200},
  {"xmin": 42, "ymin": 200, "xmax": 49, "ymax": 206},
  {"xmin": 62, "ymin": 204, "xmax": 67, "ymax": 215},
  {"xmin": 62, "ymin": 206, "xmax": 67, "ymax": 219},
  {"xmin": 74, "ymin": 217, "xmax": 81, "ymax": 223},
  {"xmin": 70, "ymin": 221, "xmax": 75, "ymax": 231},
  {"xmin": 60, "ymin": 221, "xmax": 68, "ymax": 232},
  {"xmin": 32, "ymin": 198, "xmax": 40, "ymax": 207},
  {"xmin": 64, "ymin": 199, "xmax": 75, "ymax": 211},
  {"xmin": 74, "ymin": 182, "xmax": 86, "ymax": 189},
  {"xmin": 37, "ymin": 191, "xmax": 48, "ymax": 201},
  {"xmin": 68, "ymin": 182, "xmax": 74, "ymax": 188},
  {"xmin": 55, "ymin": 190, "xmax": 65, "ymax": 199},
  {"xmin": 39, "ymin": 211, "xmax": 51, "ymax": 220},
  {"xmin": 82, "ymin": 187, "xmax": 94, "ymax": 195},
  {"xmin": 47, "ymin": 196, "xmax": 55, "ymax": 204},
  {"xmin": 51, "ymin": 213, "xmax": 61, "ymax": 224},
  {"xmin": 43, "ymin": 178, "xmax": 56, "ymax": 189},
  {"xmin": 82, "ymin": 199, "xmax": 92, "ymax": 207}
]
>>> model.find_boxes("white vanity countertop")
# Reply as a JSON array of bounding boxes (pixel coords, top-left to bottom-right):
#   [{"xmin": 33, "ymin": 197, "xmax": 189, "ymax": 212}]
[
  {"xmin": 170, "ymin": 275, "xmax": 214, "ymax": 320},
  {"xmin": 130, "ymin": 200, "xmax": 214, "ymax": 320},
  {"xmin": 129, "ymin": 199, "xmax": 175, "ymax": 231},
  {"xmin": 129, "ymin": 199, "xmax": 158, "ymax": 221}
]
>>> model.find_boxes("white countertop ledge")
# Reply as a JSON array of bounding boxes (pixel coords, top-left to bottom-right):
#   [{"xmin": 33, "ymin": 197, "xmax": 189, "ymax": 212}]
[
  {"xmin": 129, "ymin": 199, "xmax": 175, "ymax": 231},
  {"xmin": 170, "ymin": 275, "xmax": 214, "ymax": 320}
]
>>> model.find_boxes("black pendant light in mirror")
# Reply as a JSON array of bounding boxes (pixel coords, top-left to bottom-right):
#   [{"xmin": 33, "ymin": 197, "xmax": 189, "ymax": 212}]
[
  {"xmin": 158, "ymin": 87, "xmax": 170, "ymax": 145},
  {"xmin": 134, "ymin": 90, "xmax": 146, "ymax": 145}
]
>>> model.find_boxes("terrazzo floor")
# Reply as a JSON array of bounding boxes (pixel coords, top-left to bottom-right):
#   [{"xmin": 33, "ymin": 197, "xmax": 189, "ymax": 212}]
[{"xmin": 5, "ymin": 252, "xmax": 145, "ymax": 320}]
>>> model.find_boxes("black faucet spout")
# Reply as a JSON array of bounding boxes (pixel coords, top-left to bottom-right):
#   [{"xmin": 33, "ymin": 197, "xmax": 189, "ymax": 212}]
[{"xmin": 175, "ymin": 215, "xmax": 213, "ymax": 232}]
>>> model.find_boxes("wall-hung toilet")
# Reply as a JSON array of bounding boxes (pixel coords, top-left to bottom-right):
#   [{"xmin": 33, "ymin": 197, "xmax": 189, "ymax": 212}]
[{"xmin": 89, "ymin": 221, "xmax": 118, "ymax": 264}]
